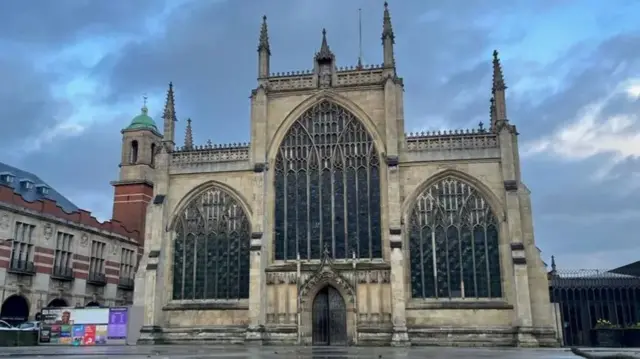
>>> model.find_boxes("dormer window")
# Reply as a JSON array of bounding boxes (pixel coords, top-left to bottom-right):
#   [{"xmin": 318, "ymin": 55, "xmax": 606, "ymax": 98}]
[
  {"xmin": 0, "ymin": 172, "xmax": 14, "ymax": 184},
  {"xmin": 36, "ymin": 184, "xmax": 49, "ymax": 195},
  {"xmin": 19, "ymin": 179, "xmax": 34, "ymax": 190}
]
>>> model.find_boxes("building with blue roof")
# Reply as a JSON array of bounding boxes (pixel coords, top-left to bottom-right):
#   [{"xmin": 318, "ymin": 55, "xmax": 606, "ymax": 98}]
[{"xmin": 0, "ymin": 161, "xmax": 79, "ymax": 213}]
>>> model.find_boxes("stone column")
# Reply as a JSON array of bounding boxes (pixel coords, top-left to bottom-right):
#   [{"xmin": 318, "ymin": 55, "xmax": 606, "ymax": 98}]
[
  {"xmin": 137, "ymin": 206, "xmax": 166, "ymax": 343},
  {"xmin": 246, "ymin": 163, "xmax": 266, "ymax": 343},
  {"xmin": 137, "ymin": 150, "xmax": 170, "ymax": 344},
  {"xmin": 389, "ymin": 229, "xmax": 409, "ymax": 345},
  {"xmin": 383, "ymin": 76, "xmax": 408, "ymax": 346},
  {"xmin": 387, "ymin": 162, "xmax": 409, "ymax": 346},
  {"xmin": 499, "ymin": 129, "xmax": 536, "ymax": 346}
]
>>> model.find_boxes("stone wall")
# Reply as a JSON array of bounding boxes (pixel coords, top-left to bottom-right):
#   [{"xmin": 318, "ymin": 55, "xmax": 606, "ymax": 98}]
[
  {"xmin": 136, "ymin": 72, "xmax": 558, "ymax": 347},
  {"xmin": 0, "ymin": 200, "xmax": 138, "ymax": 320}
]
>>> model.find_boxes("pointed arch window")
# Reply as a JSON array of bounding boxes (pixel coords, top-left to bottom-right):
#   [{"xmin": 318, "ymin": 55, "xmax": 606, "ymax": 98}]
[
  {"xmin": 274, "ymin": 100, "xmax": 382, "ymax": 261},
  {"xmin": 129, "ymin": 140, "xmax": 138, "ymax": 164},
  {"xmin": 150, "ymin": 143, "xmax": 156, "ymax": 166},
  {"xmin": 172, "ymin": 187, "xmax": 250, "ymax": 300},
  {"xmin": 408, "ymin": 177, "xmax": 502, "ymax": 299}
]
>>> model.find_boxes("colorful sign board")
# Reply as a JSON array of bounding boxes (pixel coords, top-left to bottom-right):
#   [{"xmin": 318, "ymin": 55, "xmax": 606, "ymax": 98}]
[{"xmin": 39, "ymin": 307, "xmax": 129, "ymax": 345}]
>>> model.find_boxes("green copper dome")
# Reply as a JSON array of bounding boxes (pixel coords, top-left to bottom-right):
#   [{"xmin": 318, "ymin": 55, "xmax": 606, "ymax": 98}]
[{"xmin": 125, "ymin": 106, "xmax": 158, "ymax": 131}]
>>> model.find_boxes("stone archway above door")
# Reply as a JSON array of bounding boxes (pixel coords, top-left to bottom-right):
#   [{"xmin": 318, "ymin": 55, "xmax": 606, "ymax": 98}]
[
  {"xmin": 297, "ymin": 248, "xmax": 357, "ymax": 345},
  {"xmin": 299, "ymin": 268, "xmax": 355, "ymax": 310},
  {"xmin": 298, "ymin": 246, "xmax": 356, "ymax": 309}
]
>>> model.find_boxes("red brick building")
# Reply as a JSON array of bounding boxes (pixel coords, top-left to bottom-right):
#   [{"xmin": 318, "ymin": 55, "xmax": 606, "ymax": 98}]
[{"xmin": 0, "ymin": 105, "xmax": 159, "ymax": 324}]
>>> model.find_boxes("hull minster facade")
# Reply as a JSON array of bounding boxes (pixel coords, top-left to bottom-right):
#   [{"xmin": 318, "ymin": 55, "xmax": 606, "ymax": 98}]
[{"xmin": 131, "ymin": 4, "xmax": 558, "ymax": 346}]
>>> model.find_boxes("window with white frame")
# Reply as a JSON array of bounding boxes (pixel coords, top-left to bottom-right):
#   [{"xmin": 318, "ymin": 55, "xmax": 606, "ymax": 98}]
[
  {"xmin": 89, "ymin": 241, "xmax": 106, "ymax": 275},
  {"xmin": 11, "ymin": 222, "xmax": 35, "ymax": 267},
  {"xmin": 54, "ymin": 232, "xmax": 73, "ymax": 270},
  {"xmin": 120, "ymin": 248, "xmax": 135, "ymax": 279}
]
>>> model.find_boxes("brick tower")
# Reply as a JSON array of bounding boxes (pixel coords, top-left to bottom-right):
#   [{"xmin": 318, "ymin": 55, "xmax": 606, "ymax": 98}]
[{"xmin": 111, "ymin": 98, "xmax": 162, "ymax": 247}]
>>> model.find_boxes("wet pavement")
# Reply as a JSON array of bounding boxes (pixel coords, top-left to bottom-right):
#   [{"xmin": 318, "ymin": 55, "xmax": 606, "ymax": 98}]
[{"xmin": 0, "ymin": 345, "xmax": 638, "ymax": 359}]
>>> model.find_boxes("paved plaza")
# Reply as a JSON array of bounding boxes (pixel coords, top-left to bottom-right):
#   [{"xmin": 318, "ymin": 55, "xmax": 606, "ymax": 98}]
[{"xmin": 0, "ymin": 346, "xmax": 638, "ymax": 359}]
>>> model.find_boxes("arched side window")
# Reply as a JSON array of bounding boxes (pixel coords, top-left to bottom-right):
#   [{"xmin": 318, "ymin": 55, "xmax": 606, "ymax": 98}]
[
  {"xmin": 172, "ymin": 187, "xmax": 250, "ymax": 300},
  {"xmin": 129, "ymin": 140, "xmax": 139, "ymax": 164},
  {"xmin": 150, "ymin": 143, "xmax": 156, "ymax": 166},
  {"xmin": 274, "ymin": 100, "xmax": 381, "ymax": 261},
  {"xmin": 408, "ymin": 177, "xmax": 502, "ymax": 299}
]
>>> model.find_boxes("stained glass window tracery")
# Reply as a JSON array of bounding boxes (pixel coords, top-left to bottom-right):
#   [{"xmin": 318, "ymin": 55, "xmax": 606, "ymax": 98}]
[
  {"xmin": 172, "ymin": 187, "xmax": 250, "ymax": 300},
  {"xmin": 409, "ymin": 177, "xmax": 502, "ymax": 299},
  {"xmin": 274, "ymin": 100, "xmax": 382, "ymax": 260}
]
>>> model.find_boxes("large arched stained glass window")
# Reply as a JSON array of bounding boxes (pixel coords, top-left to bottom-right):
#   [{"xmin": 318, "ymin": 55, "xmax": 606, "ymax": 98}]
[
  {"xmin": 274, "ymin": 100, "xmax": 381, "ymax": 261},
  {"xmin": 409, "ymin": 177, "xmax": 502, "ymax": 299},
  {"xmin": 172, "ymin": 187, "xmax": 250, "ymax": 300}
]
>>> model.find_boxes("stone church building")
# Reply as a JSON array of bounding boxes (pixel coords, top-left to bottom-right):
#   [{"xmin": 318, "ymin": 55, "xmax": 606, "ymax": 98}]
[{"xmin": 128, "ymin": 4, "xmax": 558, "ymax": 346}]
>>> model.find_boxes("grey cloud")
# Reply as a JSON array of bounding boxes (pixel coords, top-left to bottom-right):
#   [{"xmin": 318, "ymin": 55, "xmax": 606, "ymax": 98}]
[
  {"xmin": 511, "ymin": 33, "xmax": 640, "ymax": 142},
  {"xmin": 16, "ymin": 119, "xmax": 124, "ymax": 220},
  {"xmin": 0, "ymin": 0, "xmax": 167, "ymax": 46},
  {"xmin": 0, "ymin": 55, "xmax": 70, "ymax": 151},
  {"xmin": 94, "ymin": 0, "xmax": 537, "ymax": 144}
]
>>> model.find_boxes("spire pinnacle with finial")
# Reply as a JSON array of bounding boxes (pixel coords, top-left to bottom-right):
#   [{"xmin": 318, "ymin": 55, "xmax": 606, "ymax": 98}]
[
  {"xmin": 258, "ymin": 15, "xmax": 270, "ymax": 55},
  {"xmin": 315, "ymin": 28, "xmax": 335, "ymax": 64},
  {"xmin": 492, "ymin": 50, "xmax": 506, "ymax": 93},
  {"xmin": 163, "ymin": 82, "xmax": 177, "ymax": 122},
  {"xmin": 551, "ymin": 255, "xmax": 557, "ymax": 272},
  {"xmin": 141, "ymin": 95, "xmax": 148, "ymax": 114},
  {"xmin": 382, "ymin": 1, "xmax": 394, "ymax": 43},
  {"xmin": 184, "ymin": 118, "xmax": 193, "ymax": 150}
]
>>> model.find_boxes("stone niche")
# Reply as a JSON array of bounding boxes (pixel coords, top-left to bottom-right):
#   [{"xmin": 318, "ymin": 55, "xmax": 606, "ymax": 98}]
[{"xmin": 264, "ymin": 260, "xmax": 393, "ymax": 346}]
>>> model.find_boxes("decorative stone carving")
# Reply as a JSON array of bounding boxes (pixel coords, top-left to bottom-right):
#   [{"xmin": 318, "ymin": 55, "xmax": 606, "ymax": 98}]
[
  {"xmin": 49, "ymin": 279, "xmax": 71, "ymax": 293},
  {"xmin": 111, "ymin": 243, "xmax": 119, "ymax": 256},
  {"xmin": 299, "ymin": 269, "xmax": 355, "ymax": 305},
  {"xmin": 43, "ymin": 224, "xmax": 53, "ymax": 240},
  {"xmin": 356, "ymin": 270, "xmax": 390, "ymax": 284},
  {"xmin": 266, "ymin": 272, "xmax": 297, "ymax": 285},
  {"xmin": 319, "ymin": 66, "xmax": 332, "ymax": 88},
  {"xmin": 266, "ymin": 66, "xmax": 386, "ymax": 92},
  {"xmin": 15, "ymin": 275, "xmax": 33, "ymax": 289},
  {"xmin": 0, "ymin": 213, "xmax": 10, "ymax": 230},
  {"xmin": 298, "ymin": 246, "xmax": 356, "ymax": 306},
  {"xmin": 171, "ymin": 144, "xmax": 250, "ymax": 166},
  {"xmin": 80, "ymin": 233, "xmax": 89, "ymax": 247},
  {"xmin": 406, "ymin": 132, "xmax": 498, "ymax": 152}
]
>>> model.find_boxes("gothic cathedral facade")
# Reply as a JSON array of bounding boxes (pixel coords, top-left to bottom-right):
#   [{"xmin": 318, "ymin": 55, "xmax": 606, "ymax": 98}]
[{"xmin": 129, "ymin": 4, "xmax": 558, "ymax": 346}]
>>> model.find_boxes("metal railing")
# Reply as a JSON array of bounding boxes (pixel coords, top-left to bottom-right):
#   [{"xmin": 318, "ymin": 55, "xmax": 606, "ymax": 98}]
[
  {"xmin": 549, "ymin": 269, "xmax": 640, "ymax": 347},
  {"xmin": 8, "ymin": 260, "xmax": 35, "ymax": 275},
  {"xmin": 118, "ymin": 277, "xmax": 134, "ymax": 290},
  {"xmin": 87, "ymin": 272, "xmax": 107, "ymax": 286},
  {"xmin": 51, "ymin": 266, "xmax": 74, "ymax": 281}
]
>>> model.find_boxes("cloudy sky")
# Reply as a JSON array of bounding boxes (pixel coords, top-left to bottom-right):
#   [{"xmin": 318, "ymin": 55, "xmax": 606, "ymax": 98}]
[{"xmin": 1, "ymin": 0, "xmax": 638, "ymax": 270}]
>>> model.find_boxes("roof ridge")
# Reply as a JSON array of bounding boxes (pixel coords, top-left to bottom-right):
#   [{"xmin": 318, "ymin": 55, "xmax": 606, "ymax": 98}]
[{"xmin": 0, "ymin": 160, "xmax": 79, "ymax": 213}]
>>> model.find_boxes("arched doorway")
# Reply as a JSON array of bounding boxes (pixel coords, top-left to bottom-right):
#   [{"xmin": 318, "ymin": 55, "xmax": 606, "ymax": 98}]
[
  {"xmin": 312, "ymin": 286, "xmax": 347, "ymax": 346},
  {"xmin": 47, "ymin": 298, "xmax": 68, "ymax": 308},
  {"xmin": 0, "ymin": 295, "xmax": 29, "ymax": 325},
  {"xmin": 85, "ymin": 301, "xmax": 100, "ymax": 307}
]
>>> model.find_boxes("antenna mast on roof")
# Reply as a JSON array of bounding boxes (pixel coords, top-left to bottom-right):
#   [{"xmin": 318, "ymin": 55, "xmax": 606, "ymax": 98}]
[{"xmin": 357, "ymin": 8, "xmax": 363, "ymax": 69}]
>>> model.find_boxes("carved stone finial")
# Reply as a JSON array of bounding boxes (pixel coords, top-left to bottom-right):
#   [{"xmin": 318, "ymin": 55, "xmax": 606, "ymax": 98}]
[
  {"xmin": 184, "ymin": 118, "xmax": 193, "ymax": 150},
  {"xmin": 258, "ymin": 15, "xmax": 270, "ymax": 55},
  {"xmin": 382, "ymin": 1, "xmax": 394, "ymax": 43},
  {"xmin": 163, "ymin": 82, "xmax": 177, "ymax": 122},
  {"xmin": 323, "ymin": 242, "xmax": 331, "ymax": 259},
  {"xmin": 492, "ymin": 50, "xmax": 507, "ymax": 93},
  {"xmin": 315, "ymin": 28, "xmax": 335, "ymax": 64}
]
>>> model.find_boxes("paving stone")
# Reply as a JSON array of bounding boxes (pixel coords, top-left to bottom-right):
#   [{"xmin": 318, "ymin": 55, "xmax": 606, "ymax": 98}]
[{"xmin": 0, "ymin": 346, "xmax": 638, "ymax": 359}]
